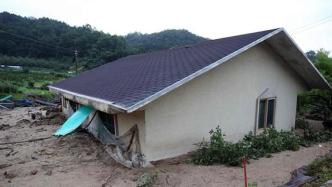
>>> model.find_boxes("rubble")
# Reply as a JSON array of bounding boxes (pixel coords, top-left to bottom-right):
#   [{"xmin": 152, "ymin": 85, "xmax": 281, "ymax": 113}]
[
  {"xmin": 1, "ymin": 107, "xmax": 332, "ymax": 186},
  {"xmin": 0, "ymin": 94, "xmax": 60, "ymax": 110}
]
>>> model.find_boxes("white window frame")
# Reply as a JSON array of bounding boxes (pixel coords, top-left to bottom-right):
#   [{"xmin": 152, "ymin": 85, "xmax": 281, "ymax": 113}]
[
  {"xmin": 254, "ymin": 89, "xmax": 278, "ymax": 135},
  {"xmin": 257, "ymin": 97, "xmax": 277, "ymax": 130}
]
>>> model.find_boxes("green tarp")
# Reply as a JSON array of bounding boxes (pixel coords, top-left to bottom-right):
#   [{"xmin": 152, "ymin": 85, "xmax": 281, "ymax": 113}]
[
  {"xmin": 54, "ymin": 105, "xmax": 93, "ymax": 136},
  {"xmin": 0, "ymin": 95, "xmax": 12, "ymax": 102}
]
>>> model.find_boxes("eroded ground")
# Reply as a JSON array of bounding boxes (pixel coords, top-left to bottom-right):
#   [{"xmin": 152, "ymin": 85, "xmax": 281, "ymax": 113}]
[{"xmin": 0, "ymin": 107, "xmax": 331, "ymax": 187}]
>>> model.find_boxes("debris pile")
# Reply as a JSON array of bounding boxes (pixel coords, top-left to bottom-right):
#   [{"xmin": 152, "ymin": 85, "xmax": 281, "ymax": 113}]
[
  {"xmin": 0, "ymin": 94, "xmax": 60, "ymax": 109},
  {"xmin": 280, "ymin": 166, "xmax": 317, "ymax": 187},
  {"xmin": 86, "ymin": 119, "xmax": 147, "ymax": 168}
]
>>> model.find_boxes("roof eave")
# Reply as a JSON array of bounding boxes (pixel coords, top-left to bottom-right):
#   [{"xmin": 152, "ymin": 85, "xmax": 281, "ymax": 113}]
[
  {"xmin": 48, "ymin": 86, "xmax": 127, "ymax": 113},
  {"xmin": 273, "ymin": 29, "xmax": 331, "ymax": 90}
]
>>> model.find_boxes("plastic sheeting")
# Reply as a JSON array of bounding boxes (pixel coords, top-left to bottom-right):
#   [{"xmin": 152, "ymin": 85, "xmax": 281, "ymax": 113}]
[
  {"xmin": 85, "ymin": 114, "xmax": 146, "ymax": 168},
  {"xmin": 54, "ymin": 105, "xmax": 93, "ymax": 136},
  {"xmin": 279, "ymin": 166, "xmax": 317, "ymax": 187}
]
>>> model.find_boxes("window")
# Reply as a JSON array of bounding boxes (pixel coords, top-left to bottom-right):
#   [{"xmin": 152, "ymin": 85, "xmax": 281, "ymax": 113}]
[
  {"xmin": 258, "ymin": 98, "xmax": 276, "ymax": 129},
  {"xmin": 99, "ymin": 112, "xmax": 118, "ymax": 135},
  {"xmin": 69, "ymin": 100, "xmax": 79, "ymax": 112}
]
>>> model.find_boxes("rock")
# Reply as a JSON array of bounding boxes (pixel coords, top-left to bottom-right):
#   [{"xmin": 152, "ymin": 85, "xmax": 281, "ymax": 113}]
[
  {"xmin": 31, "ymin": 169, "xmax": 38, "ymax": 175},
  {"xmin": 16, "ymin": 119, "xmax": 31, "ymax": 126},
  {"xmin": 31, "ymin": 113, "xmax": 36, "ymax": 120},
  {"xmin": 321, "ymin": 179, "xmax": 332, "ymax": 187},
  {"xmin": 0, "ymin": 164, "xmax": 12, "ymax": 169},
  {"xmin": 4, "ymin": 171, "xmax": 16, "ymax": 179},
  {"xmin": 0, "ymin": 124, "xmax": 10, "ymax": 131},
  {"xmin": 45, "ymin": 170, "xmax": 52, "ymax": 176}
]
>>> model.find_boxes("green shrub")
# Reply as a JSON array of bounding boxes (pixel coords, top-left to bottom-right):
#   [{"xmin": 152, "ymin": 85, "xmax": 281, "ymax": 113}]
[
  {"xmin": 136, "ymin": 171, "xmax": 159, "ymax": 187},
  {"xmin": 242, "ymin": 129, "xmax": 301, "ymax": 157},
  {"xmin": 301, "ymin": 130, "xmax": 332, "ymax": 146},
  {"xmin": 248, "ymin": 182, "xmax": 258, "ymax": 187},
  {"xmin": 307, "ymin": 154, "xmax": 332, "ymax": 185},
  {"xmin": 27, "ymin": 81, "xmax": 34, "ymax": 88},
  {"xmin": 192, "ymin": 126, "xmax": 302, "ymax": 166},
  {"xmin": 295, "ymin": 118, "xmax": 310, "ymax": 130},
  {"xmin": 295, "ymin": 119, "xmax": 332, "ymax": 146},
  {"xmin": 0, "ymin": 81, "xmax": 20, "ymax": 93}
]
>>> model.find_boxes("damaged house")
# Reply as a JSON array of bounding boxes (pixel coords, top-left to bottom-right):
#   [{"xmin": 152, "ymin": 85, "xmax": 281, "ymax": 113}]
[{"xmin": 49, "ymin": 28, "xmax": 330, "ymax": 167}]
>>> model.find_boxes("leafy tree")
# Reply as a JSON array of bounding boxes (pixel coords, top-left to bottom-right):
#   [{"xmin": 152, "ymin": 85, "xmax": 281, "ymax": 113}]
[
  {"xmin": 314, "ymin": 49, "xmax": 332, "ymax": 83},
  {"xmin": 0, "ymin": 12, "xmax": 207, "ymax": 71},
  {"xmin": 306, "ymin": 50, "xmax": 316, "ymax": 62},
  {"xmin": 299, "ymin": 49, "xmax": 332, "ymax": 120},
  {"xmin": 0, "ymin": 12, "xmax": 127, "ymax": 69},
  {"xmin": 125, "ymin": 29, "xmax": 207, "ymax": 53}
]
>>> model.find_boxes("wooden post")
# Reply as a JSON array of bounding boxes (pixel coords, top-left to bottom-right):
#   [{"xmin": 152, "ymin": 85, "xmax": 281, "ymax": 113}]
[{"xmin": 242, "ymin": 157, "xmax": 248, "ymax": 187}]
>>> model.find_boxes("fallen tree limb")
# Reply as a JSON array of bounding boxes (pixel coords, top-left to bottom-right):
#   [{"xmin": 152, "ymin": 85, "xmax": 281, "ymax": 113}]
[{"xmin": 0, "ymin": 136, "xmax": 53, "ymax": 145}]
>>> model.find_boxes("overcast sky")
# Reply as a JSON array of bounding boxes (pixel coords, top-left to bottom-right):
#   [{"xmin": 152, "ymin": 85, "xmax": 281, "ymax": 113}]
[{"xmin": 1, "ymin": 0, "xmax": 331, "ymax": 53}]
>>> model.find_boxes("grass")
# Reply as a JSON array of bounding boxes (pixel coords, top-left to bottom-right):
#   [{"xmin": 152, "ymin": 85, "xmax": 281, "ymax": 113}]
[
  {"xmin": 304, "ymin": 154, "xmax": 332, "ymax": 186},
  {"xmin": 0, "ymin": 69, "xmax": 69, "ymax": 100}
]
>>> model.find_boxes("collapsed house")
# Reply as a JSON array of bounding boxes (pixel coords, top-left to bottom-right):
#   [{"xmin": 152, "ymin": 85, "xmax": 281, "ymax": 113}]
[{"xmin": 49, "ymin": 28, "xmax": 330, "ymax": 167}]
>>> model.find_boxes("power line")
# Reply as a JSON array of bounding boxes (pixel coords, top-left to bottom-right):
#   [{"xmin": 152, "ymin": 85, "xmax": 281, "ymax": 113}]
[
  {"xmin": 292, "ymin": 14, "xmax": 332, "ymax": 33},
  {"xmin": 0, "ymin": 29, "xmax": 74, "ymax": 55}
]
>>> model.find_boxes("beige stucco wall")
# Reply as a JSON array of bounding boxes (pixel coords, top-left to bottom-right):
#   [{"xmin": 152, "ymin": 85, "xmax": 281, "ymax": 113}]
[
  {"xmin": 142, "ymin": 43, "xmax": 307, "ymax": 161},
  {"xmin": 117, "ymin": 111, "xmax": 146, "ymax": 154}
]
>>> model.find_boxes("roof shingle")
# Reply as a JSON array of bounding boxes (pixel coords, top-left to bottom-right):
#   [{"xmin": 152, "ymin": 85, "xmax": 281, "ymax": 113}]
[{"xmin": 52, "ymin": 29, "xmax": 278, "ymax": 109}]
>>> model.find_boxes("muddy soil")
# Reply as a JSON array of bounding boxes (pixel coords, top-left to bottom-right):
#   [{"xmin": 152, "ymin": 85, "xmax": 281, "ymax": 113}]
[{"xmin": 0, "ymin": 107, "xmax": 331, "ymax": 187}]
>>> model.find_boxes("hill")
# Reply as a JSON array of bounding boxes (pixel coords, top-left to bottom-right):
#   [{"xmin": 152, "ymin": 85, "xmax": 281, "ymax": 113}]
[
  {"xmin": 0, "ymin": 12, "xmax": 207, "ymax": 70},
  {"xmin": 125, "ymin": 30, "xmax": 207, "ymax": 53}
]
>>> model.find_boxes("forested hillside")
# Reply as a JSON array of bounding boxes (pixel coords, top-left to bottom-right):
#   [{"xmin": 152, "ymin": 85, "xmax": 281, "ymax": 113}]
[
  {"xmin": 125, "ymin": 30, "xmax": 206, "ymax": 53},
  {"xmin": 0, "ymin": 12, "xmax": 207, "ymax": 70}
]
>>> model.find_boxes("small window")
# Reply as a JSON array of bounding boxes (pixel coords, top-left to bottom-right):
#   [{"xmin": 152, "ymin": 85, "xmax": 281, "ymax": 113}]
[
  {"xmin": 258, "ymin": 98, "xmax": 276, "ymax": 129},
  {"xmin": 99, "ymin": 112, "xmax": 118, "ymax": 135}
]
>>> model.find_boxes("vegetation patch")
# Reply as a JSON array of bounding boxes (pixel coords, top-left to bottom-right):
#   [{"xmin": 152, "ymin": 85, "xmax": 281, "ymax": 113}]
[
  {"xmin": 0, "ymin": 69, "xmax": 68, "ymax": 99},
  {"xmin": 304, "ymin": 154, "xmax": 332, "ymax": 186},
  {"xmin": 192, "ymin": 126, "xmax": 332, "ymax": 166},
  {"xmin": 296, "ymin": 118, "xmax": 332, "ymax": 146},
  {"xmin": 136, "ymin": 171, "xmax": 159, "ymax": 187}
]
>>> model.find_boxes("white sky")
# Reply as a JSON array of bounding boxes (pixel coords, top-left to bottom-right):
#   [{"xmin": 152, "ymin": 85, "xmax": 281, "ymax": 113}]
[{"xmin": 0, "ymin": 0, "xmax": 331, "ymax": 53}]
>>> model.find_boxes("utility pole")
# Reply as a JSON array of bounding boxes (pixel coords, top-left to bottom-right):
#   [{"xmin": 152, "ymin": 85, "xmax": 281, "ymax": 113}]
[{"xmin": 74, "ymin": 49, "xmax": 78, "ymax": 75}]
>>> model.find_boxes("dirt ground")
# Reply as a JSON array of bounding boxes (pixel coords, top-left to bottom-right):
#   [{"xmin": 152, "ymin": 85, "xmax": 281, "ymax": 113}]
[{"xmin": 0, "ymin": 107, "xmax": 331, "ymax": 187}]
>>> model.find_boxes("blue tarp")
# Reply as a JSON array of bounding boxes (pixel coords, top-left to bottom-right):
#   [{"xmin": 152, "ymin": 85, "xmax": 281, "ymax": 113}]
[
  {"xmin": 54, "ymin": 105, "xmax": 93, "ymax": 136},
  {"xmin": 15, "ymin": 99, "xmax": 33, "ymax": 107}
]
